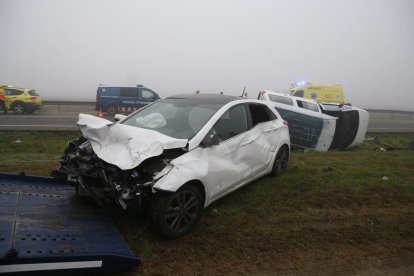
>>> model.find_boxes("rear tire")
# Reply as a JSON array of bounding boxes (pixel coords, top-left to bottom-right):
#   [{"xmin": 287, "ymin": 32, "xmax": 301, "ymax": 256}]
[
  {"xmin": 12, "ymin": 102, "xmax": 25, "ymax": 114},
  {"xmin": 106, "ymin": 104, "xmax": 118, "ymax": 116},
  {"xmin": 151, "ymin": 185, "xmax": 203, "ymax": 239},
  {"xmin": 271, "ymin": 145, "xmax": 289, "ymax": 177}
]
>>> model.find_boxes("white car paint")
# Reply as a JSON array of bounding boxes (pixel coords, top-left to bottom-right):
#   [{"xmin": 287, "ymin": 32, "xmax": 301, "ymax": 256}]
[
  {"xmin": 154, "ymin": 117, "xmax": 289, "ymax": 207},
  {"xmin": 260, "ymin": 90, "xmax": 336, "ymax": 151},
  {"xmin": 77, "ymin": 114, "xmax": 188, "ymax": 170},
  {"xmin": 77, "ymin": 99, "xmax": 290, "ymax": 207},
  {"xmin": 346, "ymin": 106, "xmax": 370, "ymax": 148},
  {"xmin": 260, "ymin": 90, "xmax": 369, "ymax": 151}
]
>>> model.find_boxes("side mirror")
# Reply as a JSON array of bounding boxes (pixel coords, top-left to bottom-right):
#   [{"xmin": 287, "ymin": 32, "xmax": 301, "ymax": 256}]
[
  {"xmin": 114, "ymin": 114, "xmax": 127, "ymax": 122},
  {"xmin": 201, "ymin": 128, "xmax": 220, "ymax": 147}
]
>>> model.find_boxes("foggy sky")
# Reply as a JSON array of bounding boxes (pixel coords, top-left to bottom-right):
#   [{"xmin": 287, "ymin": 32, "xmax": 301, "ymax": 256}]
[{"xmin": 1, "ymin": 0, "xmax": 413, "ymax": 111}]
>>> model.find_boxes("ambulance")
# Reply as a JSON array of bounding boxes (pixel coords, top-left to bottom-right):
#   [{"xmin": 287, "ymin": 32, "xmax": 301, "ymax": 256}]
[{"xmin": 289, "ymin": 82, "xmax": 345, "ymax": 104}]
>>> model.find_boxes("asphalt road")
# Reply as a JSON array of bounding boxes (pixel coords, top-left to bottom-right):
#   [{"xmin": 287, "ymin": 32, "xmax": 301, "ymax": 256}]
[
  {"xmin": 0, "ymin": 112, "xmax": 414, "ymax": 132},
  {"xmin": 0, "ymin": 114, "xmax": 79, "ymax": 131},
  {"xmin": 368, "ymin": 118, "xmax": 414, "ymax": 133}
]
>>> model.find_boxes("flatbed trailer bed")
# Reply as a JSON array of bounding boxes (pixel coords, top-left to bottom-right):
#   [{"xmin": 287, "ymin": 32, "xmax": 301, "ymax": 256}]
[{"xmin": 0, "ymin": 173, "xmax": 139, "ymax": 274}]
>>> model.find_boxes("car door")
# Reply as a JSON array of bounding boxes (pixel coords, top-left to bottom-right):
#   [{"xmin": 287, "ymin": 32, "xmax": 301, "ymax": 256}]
[
  {"xmin": 119, "ymin": 87, "xmax": 139, "ymax": 112},
  {"xmin": 203, "ymin": 104, "xmax": 254, "ymax": 201},
  {"xmin": 5, "ymin": 89, "xmax": 23, "ymax": 109},
  {"xmin": 247, "ymin": 103, "xmax": 281, "ymax": 174}
]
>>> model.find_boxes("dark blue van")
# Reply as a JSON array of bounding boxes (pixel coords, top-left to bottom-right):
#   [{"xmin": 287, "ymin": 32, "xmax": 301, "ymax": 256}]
[{"xmin": 96, "ymin": 84, "xmax": 161, "ymax": 115}]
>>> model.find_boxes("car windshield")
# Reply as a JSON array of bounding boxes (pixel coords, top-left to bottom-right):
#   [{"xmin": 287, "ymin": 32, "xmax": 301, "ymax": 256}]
[{"xmin": 122, "ymin": 97, "xmax": 224, "ymax": 139}]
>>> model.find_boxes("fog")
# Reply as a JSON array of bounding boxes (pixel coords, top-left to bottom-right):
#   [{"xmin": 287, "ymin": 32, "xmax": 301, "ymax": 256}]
[{"xmin": 0, "ymin": 0, "xmax": 413, "ymax": 111}]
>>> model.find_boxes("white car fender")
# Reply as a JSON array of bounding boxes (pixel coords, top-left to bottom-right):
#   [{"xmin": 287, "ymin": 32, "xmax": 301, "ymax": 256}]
[{"xmin": 153, "ymin": 147, "xmax": 212, "ymax": 204}]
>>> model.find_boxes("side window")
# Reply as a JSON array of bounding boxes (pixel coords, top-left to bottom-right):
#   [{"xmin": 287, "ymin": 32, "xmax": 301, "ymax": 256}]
[
  {"xmin": 268, "ymin": 94, "xmax": 294, "ymax": 106},
  {"xmin": 120, "ymin": 87, "xmax": 138, "ymax": 97},
  {"xmin": 294, "ymin": 90, "xmax": 304, "ymax": 97},
  {"xmin": 297, "ymin": 100, "xmax": 319, "ymax": 112},
  {"xmin": 5, "ymin": 89, "xmax": 23, "ymax": 96},
  {"xmin": 214, "ymin": 104, "xmax": 248, "ymax": 142},
  {"xmin": 249, "ymin": 104, "xmax": 276, "ymax": 126},
  {"xmin": 141, "ymin": 89, "xmax": 157, "ymax": 100}
]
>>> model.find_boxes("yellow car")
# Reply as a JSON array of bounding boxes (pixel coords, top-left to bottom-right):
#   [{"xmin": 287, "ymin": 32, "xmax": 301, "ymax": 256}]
[{"xmin": 3, "ymin": 87, "xmax": 43, "ymax": 114}]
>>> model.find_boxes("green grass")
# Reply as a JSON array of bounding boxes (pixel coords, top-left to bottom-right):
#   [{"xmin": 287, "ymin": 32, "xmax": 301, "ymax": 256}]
[
  {"xmin": 0, "ymin": 132, "xmax": 413, "ymax": 274},
  {"xmin": 0, "ymin": 131, "xmax": 80, "ymax": 175}
]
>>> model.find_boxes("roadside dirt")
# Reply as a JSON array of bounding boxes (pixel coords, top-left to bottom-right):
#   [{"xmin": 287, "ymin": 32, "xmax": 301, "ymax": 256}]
[{"xmin": 132, "ymin": 239, "xmax": 414, "ymax": 275}]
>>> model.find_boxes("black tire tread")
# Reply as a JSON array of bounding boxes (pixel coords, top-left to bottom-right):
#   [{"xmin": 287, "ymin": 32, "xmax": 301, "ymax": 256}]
[{"xmin": 150, "ymin": 185, "xmax": 203, "ymax": 239}]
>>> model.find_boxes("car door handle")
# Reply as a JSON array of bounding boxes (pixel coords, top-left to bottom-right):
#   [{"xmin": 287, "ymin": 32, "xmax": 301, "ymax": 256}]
[{"xmin": 241, "ymin": 139, "xmax": 253, "ymax": 146}]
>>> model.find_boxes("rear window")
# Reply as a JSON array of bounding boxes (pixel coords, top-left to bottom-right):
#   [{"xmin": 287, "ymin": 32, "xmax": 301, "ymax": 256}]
[
  {"xmin": 268, "ymin": 94, "xmax": 293, "ymax": 106},
  {"xmin": 28, "ymin": 90, "xmax": 39, "ymax": 96}
]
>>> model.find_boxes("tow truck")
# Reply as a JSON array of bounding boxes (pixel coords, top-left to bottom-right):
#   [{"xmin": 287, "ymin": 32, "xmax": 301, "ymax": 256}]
[{"xmin": 0, "ymin": 172, "xmax": 139, "ymax": 274}]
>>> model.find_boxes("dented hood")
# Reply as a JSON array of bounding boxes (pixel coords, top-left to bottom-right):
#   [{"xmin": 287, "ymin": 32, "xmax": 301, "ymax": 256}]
[{"xmin": 77, "ymin": 114, "xmax": 188, "ymax": 170}]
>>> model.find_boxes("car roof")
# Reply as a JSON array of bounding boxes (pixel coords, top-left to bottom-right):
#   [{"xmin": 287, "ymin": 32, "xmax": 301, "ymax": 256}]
[
  {"xmin": 99, "ymin": 86, "xmax": 146, "ymax": 89},
  {"xmin": 4, "ymin": 87, "xmax": 32, "ymax": 92},
  {"xmin": 167, "ymin": 93, "xmax": 241, "ymax": 105}
]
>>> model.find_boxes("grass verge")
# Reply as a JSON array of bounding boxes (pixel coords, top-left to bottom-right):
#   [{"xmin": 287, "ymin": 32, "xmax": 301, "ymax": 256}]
[{"xmin": 0, "ymin": 131, "xmax": 413, "ymax": 274}]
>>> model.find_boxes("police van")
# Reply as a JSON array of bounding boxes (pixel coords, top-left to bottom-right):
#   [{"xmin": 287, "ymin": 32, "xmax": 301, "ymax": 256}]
[{"xmin": 96, "ymin": 84, "xmax": 161, "ymax": 115}]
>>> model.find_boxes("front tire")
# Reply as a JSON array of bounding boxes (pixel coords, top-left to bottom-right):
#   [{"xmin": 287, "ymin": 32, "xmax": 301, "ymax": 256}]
[
  {"xmin": 271, "ymin": 145, "xmax": 289, "ymax": 177},
  {"xmin": 106, "ymin": 104, "xmax": 118, "ymax": 116},
  {"xmin": 152, "ymin": 185, "xmax": 203, "ymax": 239}
]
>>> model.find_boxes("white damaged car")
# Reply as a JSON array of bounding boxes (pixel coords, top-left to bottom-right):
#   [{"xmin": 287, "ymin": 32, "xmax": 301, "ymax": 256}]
[{"xmin": 56, "ymin": 94, "xmax": 290, "ymax": 238}]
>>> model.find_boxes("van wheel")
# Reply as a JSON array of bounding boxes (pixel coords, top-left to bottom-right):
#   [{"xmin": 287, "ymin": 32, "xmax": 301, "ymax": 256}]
[
  {"xmin": 271, "ymin": 145, "xmax": 289, "ymax": 177},
  {"xmin": 106, "ymin": 105, "xmax": 118, "ymax": 116},
  {"xmin": 151, "ymin": 185, "xmax": 203, "ymax": 239},
  {"xmin": 12, "ymin": 102, "xmax": 25, "ymax": 114}
]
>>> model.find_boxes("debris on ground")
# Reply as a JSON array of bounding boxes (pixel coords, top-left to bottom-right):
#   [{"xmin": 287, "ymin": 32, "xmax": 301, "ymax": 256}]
[{"xmin": 371, "ymin": 137, "xmax": 414, "ymax": 151}]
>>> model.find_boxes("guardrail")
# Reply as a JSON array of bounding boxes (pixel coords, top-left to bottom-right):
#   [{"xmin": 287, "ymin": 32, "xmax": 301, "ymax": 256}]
[
  {"xmin": 43, "ymin": 101, "xmax": 95, "ymax": 105},
  {"xmin": 366, "ymin": 109, "xmax": 414, "ymax": 115},
  {"xmin": 42, "ymin": 101, "xmax": 95, "ymax": 114}
]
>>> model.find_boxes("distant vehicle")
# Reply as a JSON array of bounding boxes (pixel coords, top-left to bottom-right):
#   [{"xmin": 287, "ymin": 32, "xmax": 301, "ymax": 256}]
[
  {"xmin": 289, "ymin": 82, "xmax": 345, "ymax": 104},
  {"xmin": 57, "ymin": 94, "xmax": 290, "ymax": 238},
  {"xmin": 258, "ymin": 90, "xmax": 369, "ymax": 151},
  {"xmin": 2, "ymin": 86, "xmax": 42, "ymax": 114},
  {"xmin": 95, "ymin": 84, "xmax": 161, "ymax": 116}
]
